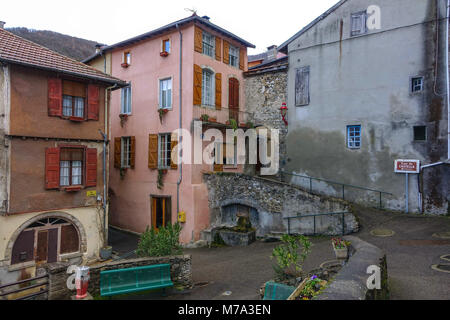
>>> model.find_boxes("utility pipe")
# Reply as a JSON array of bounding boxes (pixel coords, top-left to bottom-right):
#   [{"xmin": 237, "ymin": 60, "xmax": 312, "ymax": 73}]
[
  {"xmin": 176, "ymin": 23, "xmax": 183, "ymax": 216},
  {"xmin": 446, "ymin": 0, "xmax": 450, "ymax": 159}
]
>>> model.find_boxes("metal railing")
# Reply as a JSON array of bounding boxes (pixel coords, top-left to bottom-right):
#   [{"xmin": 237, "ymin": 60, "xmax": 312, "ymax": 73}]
[
  {"xmin": 284, "ymin": 212, "xmax": 350, "ymax": 236},
  {"xmin": 0, "ymin": 274, "xmax": 49, "ymax": 300},
  {"xmin": 193, "ymin": 105, "xmax": 254, "ymax": 126},
  {"xmin": 281, "ymin": 171, "xmax": 392, "ymax": 209}
]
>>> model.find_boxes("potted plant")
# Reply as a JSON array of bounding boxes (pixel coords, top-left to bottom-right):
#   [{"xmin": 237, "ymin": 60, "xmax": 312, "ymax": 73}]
[
  {"xmin": 209, "ymin": 117, "xmax": 217, "ymax": 123},
  {"xmin": 246, "ymin": 121, "xmax": 255, "ymax": 129},
  {"xmin": 121, "ymin": 62, "xmax": 129, "ymax": 68},
  {"xmin": 158, "ymin": 108, "xmax": 169, "ymax": 123},
  {"xmin": 200, "ymin": 114, "xmax": 209, "ymax": 122},
  {"xmin": 332, "ymin": 238, "xmax": 350, "ymax": 259},
  {"xmin": 119, "ymin": 114, "xmax": 128, "ymax": 127},
  {"xmin": 160, "ymin": 51, "xmax": 169, "ymax": 57}
]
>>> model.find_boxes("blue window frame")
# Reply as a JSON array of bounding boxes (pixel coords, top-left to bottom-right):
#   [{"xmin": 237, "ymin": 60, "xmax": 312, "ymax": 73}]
[{"xmin": 347, "ymin": 125, "xmax": 361, "ymax": 149}]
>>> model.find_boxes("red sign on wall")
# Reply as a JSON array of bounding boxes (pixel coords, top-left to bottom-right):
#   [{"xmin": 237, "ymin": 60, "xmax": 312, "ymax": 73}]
[{"xmin": 395, "ymin": 160, "xmax": 420, "ymax": 173}]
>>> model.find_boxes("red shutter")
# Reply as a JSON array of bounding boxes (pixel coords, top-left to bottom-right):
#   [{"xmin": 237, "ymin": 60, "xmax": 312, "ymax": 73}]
[
  {"xmin": 87, "ymin": 85, "xmax": 100, "ymax": 121},
  {"xmin": 85, "ymin": 148, "xmax": 97, "ymax": 187},
  {"xmin": 45, "ymin": 148, "xmax": 60, "ymax": 189},
  {"xmin": 48, "ymin": 78, "xmax": 62, "ymax": 117}
]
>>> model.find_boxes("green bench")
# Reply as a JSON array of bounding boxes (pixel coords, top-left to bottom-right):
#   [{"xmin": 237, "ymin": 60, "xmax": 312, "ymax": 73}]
[
  {"xmin": 263, "ymin": 282, "xmax": 296, "ymax": 300},
  {"xmin": 100, "ymin": 264, "xmax": 173, "ymax": 297}
]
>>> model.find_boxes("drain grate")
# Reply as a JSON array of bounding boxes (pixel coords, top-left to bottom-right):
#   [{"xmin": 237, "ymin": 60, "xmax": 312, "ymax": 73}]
[
  {"xmin": 432, "ymin": 231, "xmax": 450, "ymax": 239},
  {"xmin": 431, "ymin": 264, "xmax": 450, "ymax": 273},
  {"xmin": 370, "ymin": 229, "xmax": 395, "ymax": 237}
]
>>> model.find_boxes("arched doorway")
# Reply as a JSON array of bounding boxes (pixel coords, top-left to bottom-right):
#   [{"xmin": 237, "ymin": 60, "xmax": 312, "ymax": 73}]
[{"xmin": 10, "ymin": 217, "xmax": 80, "ymax": 266}]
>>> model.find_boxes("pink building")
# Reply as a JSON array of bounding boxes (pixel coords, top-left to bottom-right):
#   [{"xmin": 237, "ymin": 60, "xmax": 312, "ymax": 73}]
[{"xmin": 85, "ymin": 15, "xmax": 255, "ymax": 243}]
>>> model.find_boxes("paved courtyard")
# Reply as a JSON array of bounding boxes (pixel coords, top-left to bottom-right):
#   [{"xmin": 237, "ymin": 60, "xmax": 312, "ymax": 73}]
[{"xmin": 108, "ymin": 207, "xmax": 450, "ymax": 300}]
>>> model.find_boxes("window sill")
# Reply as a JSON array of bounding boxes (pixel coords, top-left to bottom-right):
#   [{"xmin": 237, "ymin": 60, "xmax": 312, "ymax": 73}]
[
  {"xmin": 121, "ymin": 63, "xmax": 130, "ymax": 68},
  {"xmin": 69, "ymin": 117, "xmax": 85, "ymax": 122},
  {"xmin": 8, "ymin": 261, "xmax": 36, "ymax": 272},
  {"xmin": 160, "ymin": 51, "xmax": 170, "ymax": 57},
  {"xmin": 59, "ymin": 252, "xmax": 82, "ymax": 261},
  {"xmin": 63, "ymin": 186, "xmax": 83, "ymax": 192}
]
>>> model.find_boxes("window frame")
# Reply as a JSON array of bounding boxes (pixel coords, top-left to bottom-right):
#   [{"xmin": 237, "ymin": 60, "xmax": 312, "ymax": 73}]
[
  {"xmin": 62, "ymin": 95, "xmax": 85, "ymax": 119},
  {"xmin": 350, "ymin": 11, "xmax": 368, "ymax": 37},
  {"xmin": 123, "ymin": 51, "xmax": 131, "ymax": 65},
  {"xmin": 410, "ymin": 76, "xmax": 424, "ymax": 93},
  {"xmin": 121, "ymin": 85, "xmax": 132, "ymax": 115},
  {"xmin": 229, "ymin": 45, "xmax": 240, "ymax": 68},
  {"xmin": 159, "ymin": 77, "xmax": 173, "ymax": 110},
  {"xmin": 59, "ymin": 147, "xmax": 85, "ymax": 188},
  {"xmin": 158, "ymin": 133, "xmax": 172, "ymax": 169},
  {"xmin": 162, "ymin": 39, "xmax": 171, "ymax": 53},
  {"xmin": 202, "ymin": 31, "xmax": 215, "ymax": 58},
  {"xmin": 121, "ymin": 137, "xmax": 132, "ymax": 168},
  {"xmin": 413, "ymin": 126, "xmax": 427, "ymax": 141},
  {"xmin": 347, "ymin": 125, "xmax": 362, "ymax": 149},
  {"xmin": 202, "ymin": 68, "xmax": 215, "ymax": 107}
]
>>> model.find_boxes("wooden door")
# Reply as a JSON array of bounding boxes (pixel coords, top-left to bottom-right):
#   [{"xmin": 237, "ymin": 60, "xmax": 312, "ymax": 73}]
[
  {"xmin": 228, "ymin": 78, "xmax": 240, "ymax": 122},
  {"xmin": 152, "ymin": 197, "xmax": 171, "ymax": 231},
  {"xmin": 36, "ymin": 230, "xmax": 48, "ymax": 264}
]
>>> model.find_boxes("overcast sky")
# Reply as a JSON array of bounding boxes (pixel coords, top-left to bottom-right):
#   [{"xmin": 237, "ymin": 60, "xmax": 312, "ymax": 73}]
[{"xmin": 2, "ymin": 0, "xmax": 338, "ymax": 54}]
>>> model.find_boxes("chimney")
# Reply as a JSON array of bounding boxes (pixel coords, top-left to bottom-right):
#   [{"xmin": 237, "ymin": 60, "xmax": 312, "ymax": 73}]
[
  {"xmin": 0, "ymin": 21, "xmax": 5, "ymax": 29},
  {"xmin": 202, "ymin": 16, "xmax": 210, "ymax": 21},
  {"xmin": 95, "ymin": 44, "xmax": 102, "ymax": 54},
  {"xmin": 266, "ymin": 45, "xmax": 278, "ymax": 61}
]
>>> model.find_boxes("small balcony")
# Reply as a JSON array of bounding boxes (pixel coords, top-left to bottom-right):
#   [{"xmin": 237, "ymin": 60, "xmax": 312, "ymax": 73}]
[{"xmin": 193, "ymin": 105, "xmax": 255, "ymax": 128}]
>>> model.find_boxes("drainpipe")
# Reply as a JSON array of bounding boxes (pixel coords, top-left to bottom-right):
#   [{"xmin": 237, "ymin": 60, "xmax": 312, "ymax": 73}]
[
  {"xmin": 100, "ymin": 83, "xmax": 118, "ymax": 246},
  {"xmin": 176, "ymin": 24, "xmax": 183, "ymax": 216},
  {"xmin": 446, "ymin": 0, "xmax": 450, "ymax": 160}
]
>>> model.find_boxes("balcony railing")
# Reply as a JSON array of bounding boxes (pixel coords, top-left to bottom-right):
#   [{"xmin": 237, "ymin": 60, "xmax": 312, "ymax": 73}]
[{"xmin": 193, "ymin": 105, "xmax": 254, "ymax": 127}]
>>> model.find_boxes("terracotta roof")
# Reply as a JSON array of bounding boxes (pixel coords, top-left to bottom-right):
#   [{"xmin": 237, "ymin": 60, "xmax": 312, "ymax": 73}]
[{"xmin": 0, "ymin": 28, "xmax": 126, "ymax": 86}]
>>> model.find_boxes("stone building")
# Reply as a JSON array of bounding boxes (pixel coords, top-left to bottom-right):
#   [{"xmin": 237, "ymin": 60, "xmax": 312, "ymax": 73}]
[
  {"xmin": 279, "ymin": 0, "xmax": 449, "ymax": 214},
  {"xmin": 0, "ymin": 27, "xmax": 125, "ymax": 284}
]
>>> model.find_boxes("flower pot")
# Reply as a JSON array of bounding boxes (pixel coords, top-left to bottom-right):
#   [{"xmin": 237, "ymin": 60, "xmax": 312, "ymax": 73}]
[
  {"xmin": 121, "ymin": 63, "xmax": 129, "ymax": 68},
  {"xmin": 160, "ymin": 51, "xmax": 169, "ymax": 57},
  {"xmin": 100, "ymin": 246, "xmax": 112, "ymax": 260},
  {"xmin": 209, "ymin": 117, "xmax": 217, "ymax": 123},
  {"xmin": 333, "ymin": 245, "xmax": 348, "ymax": 259}
]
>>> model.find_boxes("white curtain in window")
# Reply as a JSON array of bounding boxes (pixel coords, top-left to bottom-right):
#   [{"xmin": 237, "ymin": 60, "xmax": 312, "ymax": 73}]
[
  {"xmin": 60, "ymin": 161, "xmax": 70, "ymax": 186},
  {"xmin": 63, "ymin": 96, "xmax": 72, "ymax": 117},
  {"xmin": 72, "ymin": 161, "xmax": 82, "ymax": 185},
  {"xmin": 74, "ymin": 98, "xmax": 84, "ymax": 118},
  {"xmin": 160, "ymin": 79, "xmax": 172, "ymax": 109}
]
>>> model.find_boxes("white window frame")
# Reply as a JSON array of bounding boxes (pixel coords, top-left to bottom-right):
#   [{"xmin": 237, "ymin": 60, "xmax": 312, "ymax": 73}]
[
  {"xmin": 202, "ymin": 31, "xmax": 215, "ymax": 58},
  {"xmin": 229, "ymin": 45, "xmax": 240, "ymax": 68},
  {"xmin": 158, "ymin": 133, "xmax": 172, "ymax": 169},
  {"xmin": 121, "ymin": 85, "xmax": 132, "ymax": 115},
  {"xmin": 411, "ymin": 76, "xmax": 424, "ymax": 93},
  {"xmin": 350, "ymin": 11, "xmax": 367, "ymax": 37},
  {"xmin": 347, "ymin": 125, "xmax": 362, "ymax": 149},
  {"xmin": 121, "ymin": 137, "xmax": 131, "ymax": 168},
  {"xmin": 159, "ymin": 78, "xmax": 172, "ymax": 109},
  {"xmin": 202, "ymin": 68, "xmax": 215, "ymax": 107}
]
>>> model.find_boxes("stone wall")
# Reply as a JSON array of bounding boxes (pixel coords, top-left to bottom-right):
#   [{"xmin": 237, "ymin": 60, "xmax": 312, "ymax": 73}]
[
  {"xmin": 203, "ymin": 172, "xmax": 359, "ymax": 237},
  {"xmin": 244, "ymin": 66, "xmax": 288, "ymax": 176},
  {"xmin": 46, "ymin": 255, "xmax": 192, "ymax": 300}
]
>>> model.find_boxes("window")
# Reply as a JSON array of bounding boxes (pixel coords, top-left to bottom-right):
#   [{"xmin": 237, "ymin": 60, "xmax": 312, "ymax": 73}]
[
  {"xmin": 202, "ymin": 31, "xmax": 215, "ymax": 58},
  {"xmin": 224, "ymin": 143, "xmax": 238, "ymax": 167},
  {"xmin": 295, "ymin": 66, "xmax": 310, "ymax": 106},
  {"xmin": 60, "ymin": 148, "xmax": 83, "ymax": 187},
  {"xmin": 229, "ymin": 45, "xmax": 239, "ymax": 67},
  {"xmin": 414, "ymin": 126, "xmax": 427, "ymax": 141},
  {"xmin": 121, "ymin": 137, "xmax": 132, "ymax": 168},
  {"xmin": 124, "ymin": 51, "xmax": 131, "ymax": 65},
  {"xmin": 347, "ymin": 125, "xmax": 362, "ymax": 149},
  {"xmin": 351, "ymin": 11, "xmax": 367, "ymax": 36},
  {"xmin": 62, "ymin": 96, "xmax": 84, "ymax": 118},
  {"xmin": 158, "ymin": 134, "xmax": 172, "ymax": 169},
  {"xmin": 202, "ymin": 69, "xmax": 215, "ymax": 107},
  {"xmin": 151, "ymin": 197, "xmax": 171, "ymax": 231},
  {"xmin": 162, "ymin": 39, "xmax": 170, "ymax": 53},
  {"xmin": 159, "ymin": 78, "xmax": 172, "ymax": 109},
  {"xmin": 121, "ymin": 85, "xmax": 132, "ymax": 114},
  {"xmin": 411, "ymin": 77, "xmax": 424, "ymax": 93}
]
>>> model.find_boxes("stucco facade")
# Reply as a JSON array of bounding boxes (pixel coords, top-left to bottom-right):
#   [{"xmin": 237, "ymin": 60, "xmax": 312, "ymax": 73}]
[{"xmin": 282, "ymin": 0, "xmax": 449, "ymax": 214}]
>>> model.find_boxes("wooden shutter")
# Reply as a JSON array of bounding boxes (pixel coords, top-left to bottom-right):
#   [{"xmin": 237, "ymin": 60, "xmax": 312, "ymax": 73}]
[
  {"xmin": 87, "ymin": 85, "xmax": 100, "ymax": 121},
  {"xmin": 193, "ymin": 64, "xmax": 203, "ymax": 106},
  {"xmin": 215, "ymin": 37, "xmax": 222, "ymax": 61},
  {"xmin": 11, "ymin": 230, "xmax": 35, "ymax": 265},
  {"xmin": 229, "ymin": 78, "xmax": 239, "ymax": 109},
  {"xmin": 130, "ymin": 136, "xmax": 136, "ymax": 169},
  {"xmin": 170, "ymin": 132, "xmax": 178, "ymax": 169},
  {"xmin": 45, "ymin": 147, "xmax": 60, "ymax": 189},
  {"xmin": 239, "ymin": 47, "xmax": 245, "ymax": 70},
  {"xmin": 148, "ymin": 134, "xmax": 158, "ymax": 169},
  {"xmin": 223, "ymin": 41, "xmax": 230, "ymax": 64},
  {"xmin": 114, "ymin": 138, "xmax": 121, "ymax": 168},
  {"xmin": 194, "ymin": 26, "xmax": 203, "ymax": 53},
  {"xmin": 60, "ymin": 225, "xmax": 80, "ymax": 254},
  {"xmin": 85, "ymin": 148, "xmax": 97, "ymax": 187},
  {"xmin": 215, "ymin": 73, "xmax": 222, "ymax": 110},
  {"xmin": 295, "ymin": 66, "xmax": 310, "ymax": 106},
  {"xmin": 48, "ymin": 78, "xmax": 62, "ymax": 117}
]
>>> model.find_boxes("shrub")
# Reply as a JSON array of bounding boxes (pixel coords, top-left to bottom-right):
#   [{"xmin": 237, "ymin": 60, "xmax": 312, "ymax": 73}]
[
  {"xmin": 137, "ymin": 223, "xmax": 183, "ymax": 257},
  {"xmin": 271, "ymin": 234, "xmax": 312, "ymax": 280}
]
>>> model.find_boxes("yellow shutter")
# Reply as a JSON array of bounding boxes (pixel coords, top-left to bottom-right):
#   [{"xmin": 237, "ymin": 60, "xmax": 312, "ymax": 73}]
[
  {"xmin": 194, "ymin": 26, "xmax": 203, "ymax": 53},
  {"xmin": 215, "ymin": 37, "xmax": 222, "ymax": 61},
  {"xmin": 215, "ymin": 73, "xmax": 222, "ymax": 110},
  {"xmin": 193, "ymin": 64, "xmax": 203, "ymax": 105},
  {"xmin": 114, "ymin": 137, "xmax": 121, "ymax": 168},
  {"xmin": 148, "ymin": 134, "xmax": 158, "ymax": 169},
  {"xmin": 223, "ymin": 40, "xmax": 230, "ymax": 64}
]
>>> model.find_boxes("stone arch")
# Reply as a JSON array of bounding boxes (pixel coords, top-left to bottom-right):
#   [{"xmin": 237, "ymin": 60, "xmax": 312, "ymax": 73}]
[
  {"xmin": 4, "ymin": 211, "xmax": 87, "ymax": 265},
  {"xmin": 219, "ymin": 198, "xmax": 264, "ymax": 231}
]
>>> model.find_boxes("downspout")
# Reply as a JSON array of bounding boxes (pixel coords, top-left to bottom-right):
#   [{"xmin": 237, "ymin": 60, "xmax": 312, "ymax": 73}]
[
  {"xmin": 176, "ymin": 24, "xmax": 183, "ymax": 216},
  {"xmin": 100, "ymin": 83, "xmax": 118, "ymax": 247},
  {"xmin": 446, "ymin": 0, "xmax": 450, "ymax": 160}
]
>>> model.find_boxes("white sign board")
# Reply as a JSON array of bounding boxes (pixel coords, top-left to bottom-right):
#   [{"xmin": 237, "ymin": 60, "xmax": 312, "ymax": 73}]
[{"xmin": 394, "ymin": 160, "xmax": 420, "ymax": 174}]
